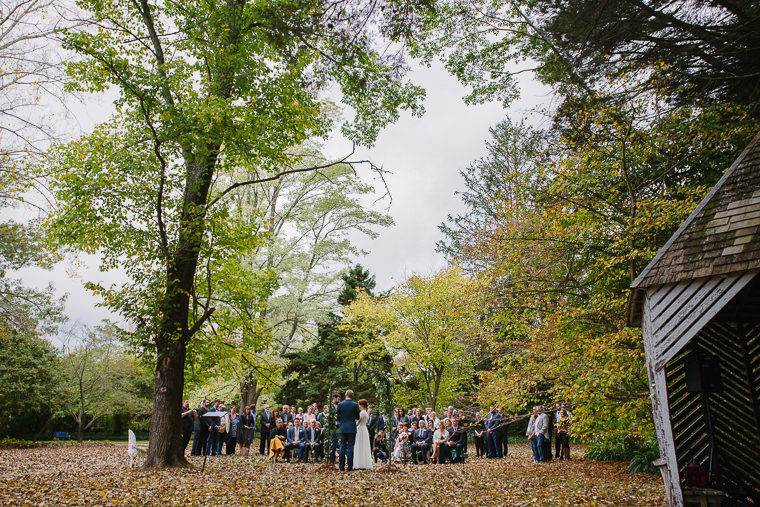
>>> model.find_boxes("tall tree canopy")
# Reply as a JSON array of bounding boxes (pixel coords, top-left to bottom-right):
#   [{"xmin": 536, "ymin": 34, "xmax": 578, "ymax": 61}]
[
  {"xmin": 341, "ymin": 266, "xmax": 482, "ymax": 411},
  {"xmin": 416, "ymin": 0, "xmax": 760, "ymax": 110},
  {"xmin": 277, "ymin": 265, "xmax": 390, "ymax": 407},
  {"xmin": 47, "ymin": 0, "xmax": 429, "ymax": 467}
]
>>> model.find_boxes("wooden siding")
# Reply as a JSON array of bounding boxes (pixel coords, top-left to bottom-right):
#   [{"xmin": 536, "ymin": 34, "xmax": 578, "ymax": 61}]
[
  {"xmin": 664, "ymin": 317, "xmax": 760, "ymax": 504},
  {"xmin": 646, "ymin": 272, "xmax": 756, "ymax": 372}
]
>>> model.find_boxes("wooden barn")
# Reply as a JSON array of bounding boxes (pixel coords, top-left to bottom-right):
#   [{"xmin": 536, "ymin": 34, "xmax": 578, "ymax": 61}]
[{"xmin": 629, "ymin": 132, "xmax": 760, "ymax": 506}]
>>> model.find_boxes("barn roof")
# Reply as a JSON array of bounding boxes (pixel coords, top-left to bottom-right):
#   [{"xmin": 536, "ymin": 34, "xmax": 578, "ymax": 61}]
[{"xmin": 629, "ymin": 131, "xmax": 760, "ymax": 325}]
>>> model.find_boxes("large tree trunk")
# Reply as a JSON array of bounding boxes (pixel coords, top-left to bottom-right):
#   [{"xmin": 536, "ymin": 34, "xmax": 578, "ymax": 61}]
[
  {"xmin": 240, "ymin": 374, "xmax": 263, "ymax": 411},
  {"xmin": 144, "ymin": 338, "xmax": 188, "ymax": 467},
  {"xmin": 143, "ymin": 153, "xmax": 218, "ymax": 468}
]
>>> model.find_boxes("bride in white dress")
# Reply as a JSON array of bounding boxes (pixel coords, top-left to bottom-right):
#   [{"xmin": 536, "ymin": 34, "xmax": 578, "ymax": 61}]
[{"xmin": 353, "ymin": 399, "xmax": 373, "ymax": 470}]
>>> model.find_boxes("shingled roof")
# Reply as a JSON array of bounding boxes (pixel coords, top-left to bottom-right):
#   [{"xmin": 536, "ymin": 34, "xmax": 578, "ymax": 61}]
[{"xmin": 628, "ymin": 131, "xmax": 760, "ymax": 325}]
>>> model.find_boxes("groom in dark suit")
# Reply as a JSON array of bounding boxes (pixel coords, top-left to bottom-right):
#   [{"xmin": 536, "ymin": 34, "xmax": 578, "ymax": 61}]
[{"xmin": 336, "ymin": 389, "xmax": 360, "ymax": 471}]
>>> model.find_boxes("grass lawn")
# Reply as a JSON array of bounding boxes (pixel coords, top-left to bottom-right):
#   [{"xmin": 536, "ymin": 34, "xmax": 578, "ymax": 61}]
[{"xmin": 0, "ymin": 442, "xmax": 665, "ymax": 505}]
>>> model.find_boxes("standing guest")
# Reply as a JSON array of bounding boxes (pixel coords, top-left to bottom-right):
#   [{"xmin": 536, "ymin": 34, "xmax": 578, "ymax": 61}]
[
  {"xmin": 285, "ymin": 418, "xmax": 306, "ymax": 462},
  {"xmin": 191, "ymin": 399, "xmax": 210, "ymax": 456},
  {"xmin": 205, "ymin": 400, "xmax": 222, "ymax": 456},
  {"xmin": 281, "ymin": 405, "xmax": 293, "ymax": 425},
  {"xmin": 497, "ymin": 407, "xmax": 508, "ymax": 457},
  {"xmin": 485, "ymin": 406, "xmax": 501, "ymax": 459},
  {"xmin": 304, "ymin": 419, "xmax": 323, "ymax": 462},
  {"xmin": 181, "ymin": 399, "xmax": 196, "ymax": 453},
  {"xmin": 373, "ymin": 431, "xmax": 389, "ymax": 463},
  {"xmin": 459, "ymin": 411, "xmax": 470, "ymax": 458},
  {"xmin": 238, "ymin": 406, "xmax": 256, "ymax": 456},
  {"xmin": 553, "ymin": 402, "xmax": 562, "ymax": 459},
  {"xmin": 303, "ymin": 405, "xmax": 316, "ymax": 425},
  {"xmin": 473, "ymin": 411, "xmax": 486, "ymax": 458},
  {"xmin": 431, "ymin": 420, "xmax": 449, "ymax": 464},
  {"xmin": 268, "ymin": 418, "xmax": 287, "ymax": 462},
  {"xmin": 544, "ymin": 405, "xmax": 554, "ymax": 462},
  {"xmin": 317, "ymin": 404, "xmax": 329, "ymax": 425},
  {"xmin": 429, "ymin": 411, "xmax": 441, "ymax": 429},
  {"xmin": 556, "ymin": 408, "xmax": 572, "ymax": 460},
  {"xmin": 259, "ymin": 404, "xmax": 274, "ymax": 455},
  {"xmin": 366, "ymin": 408, "xmax": 378, "ymax": 451},
  {"xmin": 393, "ymin": 407, "xmax": 408, "ymax": 438},
  {"xmin": 225, "ymin": 405, "xmax": 240, "ymax": 455},
  {"xmin": 526, "ymin": 407, "xmax": 539, "ymax": 462},
  {"xmin": 295, "ymin": 407, "xmax": 304, "ymax": 423},
  {"xmin": 412, "ymin": 419, "xmax": 433, "ymax": 464},
  {"xmin": 215, "ymin": 403, "xmax": 228, "ymax": 455},
  {"xmin": 535, "ymin": 405, "xmax": 549, "ymax": 462}
]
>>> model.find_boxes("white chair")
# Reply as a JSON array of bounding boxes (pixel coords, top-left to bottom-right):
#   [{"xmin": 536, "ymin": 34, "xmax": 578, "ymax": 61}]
[{"xmin": 127, "ymin": 429, "xmax": 148, "ymax": 467}]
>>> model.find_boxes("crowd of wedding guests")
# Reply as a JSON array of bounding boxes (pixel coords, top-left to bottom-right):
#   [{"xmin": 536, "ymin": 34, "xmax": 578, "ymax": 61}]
[
  {"xmin": 525, "ymin": 403, "xmax": 574, "ymax": 462},
  {"xmin": 180, "ymin": 396, "xmax": 573, "ymax": 465}
]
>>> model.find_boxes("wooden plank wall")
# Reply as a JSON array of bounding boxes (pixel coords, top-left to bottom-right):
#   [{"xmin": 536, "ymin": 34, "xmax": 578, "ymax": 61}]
[
  {"xmin": 644, "ymin": 271, "xmax": 759, "ymax": 505},
  {"xmin": 666, "ymin": 322, "xmax": 760, "ymax": 504}
]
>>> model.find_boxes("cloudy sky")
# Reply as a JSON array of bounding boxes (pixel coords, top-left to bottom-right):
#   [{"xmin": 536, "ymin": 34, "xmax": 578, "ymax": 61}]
[{"xmin": 16, "ymin": 60, "xmax": 550, "ymax": 329}]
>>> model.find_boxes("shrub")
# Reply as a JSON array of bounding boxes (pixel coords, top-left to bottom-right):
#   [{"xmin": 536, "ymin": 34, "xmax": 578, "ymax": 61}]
[{"xmin": 585, "ymin": 435, "xmax": 659, "ymax": 473}]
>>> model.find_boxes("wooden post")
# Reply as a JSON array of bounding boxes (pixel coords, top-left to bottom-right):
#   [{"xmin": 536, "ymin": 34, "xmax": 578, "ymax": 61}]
[{"xmin": 643, "ymin": 291, "xmax": 684, "ymax": 506}]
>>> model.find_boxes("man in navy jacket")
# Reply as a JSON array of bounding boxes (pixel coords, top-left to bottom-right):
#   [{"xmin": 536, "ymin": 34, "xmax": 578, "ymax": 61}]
[{"xmin": 336, "ymin": 389, "xmax": 360, "ymax": 471}]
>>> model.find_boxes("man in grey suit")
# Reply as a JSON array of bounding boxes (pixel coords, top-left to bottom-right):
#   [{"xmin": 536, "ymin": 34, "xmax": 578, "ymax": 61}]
[{"xmin": 336, "ymin": 389, "xmax": 360, "ymax": 471}]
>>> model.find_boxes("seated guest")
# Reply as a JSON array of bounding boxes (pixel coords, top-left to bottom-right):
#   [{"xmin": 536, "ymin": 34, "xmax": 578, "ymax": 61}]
[
  {"xmin": 284, "ymin": 418, "xmax": 306, "ymax": 462},
  {"xmin": 443, "ymin": 416, "xmax": 466, "ymax": 463},
  {"xmin": 393, "ymin": 423, "xmax": 412, "ymax": 462},
  {"xmin": 304, "ymin": 419, "xmax": 323, "ymax": 462},
  {"xmin": 373, "ymin": 431, "xmax": 389, "ymax": 463},
  {"xmin": 412, "ymin": 419, "xmax": 433, "ymax": 464},
  {"xmin": 432, "ymin": 420, "xmax": 449, "ymax": 464},
  {"xmin": 409, "ymin": 420, "xmax": 419, "ymax": 442},
  {"xmin": 268, "ymin": 418, "xmax": 287, "ymax": 462}
]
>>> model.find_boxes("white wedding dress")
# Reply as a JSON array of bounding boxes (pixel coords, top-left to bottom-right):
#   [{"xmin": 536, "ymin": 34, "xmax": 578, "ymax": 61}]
[{"xmin": 353, "ymin": 409, "xmax": 373, "ymax": 470}]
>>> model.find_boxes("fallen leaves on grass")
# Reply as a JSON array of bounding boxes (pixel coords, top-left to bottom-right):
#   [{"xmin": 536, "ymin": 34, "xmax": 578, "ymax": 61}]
[{"xmin": 0, "ymin": 443, "xmax": 665, "ymax": 506}]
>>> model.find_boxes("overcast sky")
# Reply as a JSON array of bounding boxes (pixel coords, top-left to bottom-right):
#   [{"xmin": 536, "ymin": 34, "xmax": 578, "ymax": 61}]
[{"xmin": 15, "ymin": 60, "xmax": 551, "ymax": 330}]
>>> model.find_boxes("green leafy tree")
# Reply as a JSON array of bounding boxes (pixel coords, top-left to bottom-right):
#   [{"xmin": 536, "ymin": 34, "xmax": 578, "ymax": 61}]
[
  {"xmin": 47, "ymin": 0, "xmax": 425, "ymax": 466},
  {"xmin": 58, "ymin": 323, "xmax": 152, "ymax": 442},
  {"xmin": 341, "ymin": 266, "xmax": 481, "ymax": 411},
  {"xmin": 415, "ymin": 0, "xmax": 760, "ymax": 110},
  {"xmin": 234, "ymin": 162, "xmax": 392, "ymax": 409},
  {"xmin": 0, "ymin": 330, "xmax": 60, "ymax": 437}
]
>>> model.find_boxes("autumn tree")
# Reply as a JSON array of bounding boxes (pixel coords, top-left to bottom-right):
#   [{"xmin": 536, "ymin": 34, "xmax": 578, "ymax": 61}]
[
  {"xmin": 341, "ymin": 266, "xmax": 481, "ymax": 411},
  {"xmin": 47, "ymin": 0, "xmax": 427, "ymax": 467},
  {"xmin": 450, "ymin": 83, "xmax": 759, "ymax": 440}
]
